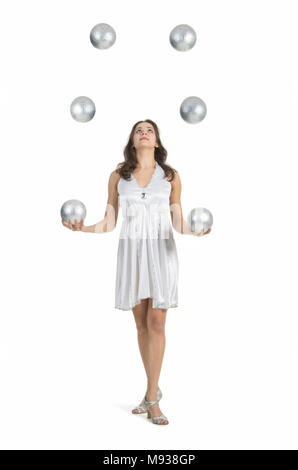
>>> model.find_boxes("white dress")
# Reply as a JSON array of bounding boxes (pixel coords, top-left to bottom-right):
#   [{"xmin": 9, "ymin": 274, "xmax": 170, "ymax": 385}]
[{"xmin": 115, "ymin": 162, "xmax": 179, "ymax": 310}]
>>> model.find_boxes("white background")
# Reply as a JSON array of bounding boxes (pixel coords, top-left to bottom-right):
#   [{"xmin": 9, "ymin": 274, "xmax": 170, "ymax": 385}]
[{"xmin": 0, "ymin": 0, "xmax": 297, "ymax": 450}]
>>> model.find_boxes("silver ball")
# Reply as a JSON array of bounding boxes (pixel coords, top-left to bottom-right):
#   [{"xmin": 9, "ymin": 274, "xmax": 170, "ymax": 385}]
[
  {"xmin": 169, "ymin": 24, "xmax": 197, "ymax": 51},
  {"xmin": 61, "ymin": 199, "xmax": 87, "ymax": 224},
  {"xmin": 180, "ymin": 96, "xmax": 207, "ymax": 123},
  {"xmin": 187, "ymin": 207, "xmax": 213, "ymax": 233},
  {"xmin": 70, "ymin": 96, "xmax": 96, "ymax": 123},
  {"xmin": 90, "ymin": 23, "xmax": 116, "ymax": 49}
]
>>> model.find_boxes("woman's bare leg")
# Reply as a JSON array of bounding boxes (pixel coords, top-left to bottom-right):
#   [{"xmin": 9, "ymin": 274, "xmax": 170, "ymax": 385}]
[
  {"xmin": 146, "ymin": 298, "xmax": 168, "ymax": 423},
  {"xmin": 132, "ymin": 298, "xmax": 150, "ymax": 381}
]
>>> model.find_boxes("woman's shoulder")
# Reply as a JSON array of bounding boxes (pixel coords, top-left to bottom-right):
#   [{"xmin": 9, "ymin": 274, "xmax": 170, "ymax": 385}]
[
  {"xmin": 110, "ymin": 169, "xmax": 121, "ymax": 182},
  {"xmin": 111, "ymin": 169, "xmax": 121, "ymax": 177},
  {"xmin": 169, "ymin": 168, "xmax": 180, "ymax": 186},
  {"xmin": 107, "ymin": 170, "xmax": 121, "ymax": 195}
]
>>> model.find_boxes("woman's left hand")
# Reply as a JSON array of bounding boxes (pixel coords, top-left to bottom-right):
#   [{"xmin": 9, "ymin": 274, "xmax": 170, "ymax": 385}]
[{"xmin": 192, "ymin": 227, "xmax": 212, "ymax": 237}]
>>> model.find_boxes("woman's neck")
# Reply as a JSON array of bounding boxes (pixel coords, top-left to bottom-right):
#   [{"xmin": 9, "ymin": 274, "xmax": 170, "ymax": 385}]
[{"xmin": 135, "ymin": 149, "xmax": 156, "ymax": 169}]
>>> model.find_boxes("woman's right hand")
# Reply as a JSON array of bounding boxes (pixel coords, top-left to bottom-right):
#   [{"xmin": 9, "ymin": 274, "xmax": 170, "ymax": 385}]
[{"xmin": 61, "ymin": 218, "xmax": 85, "ymax": 231}]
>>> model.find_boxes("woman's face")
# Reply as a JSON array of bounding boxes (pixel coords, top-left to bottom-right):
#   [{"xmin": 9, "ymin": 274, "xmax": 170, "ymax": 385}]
[{"xmin": 132, "ymin": 122, "xmax": 158, "ymax": 151}]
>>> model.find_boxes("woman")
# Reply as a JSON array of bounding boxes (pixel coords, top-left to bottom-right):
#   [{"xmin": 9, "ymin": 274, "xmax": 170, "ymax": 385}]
[{"xmin": 62, "ymin": 119, "xmax": 211, "ymax": 425}]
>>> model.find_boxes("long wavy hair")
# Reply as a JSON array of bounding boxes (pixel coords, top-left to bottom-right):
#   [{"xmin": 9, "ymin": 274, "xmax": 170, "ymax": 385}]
[{"xmin": 115, "ymin": 119, "xmax": 176, "ymax": 182}]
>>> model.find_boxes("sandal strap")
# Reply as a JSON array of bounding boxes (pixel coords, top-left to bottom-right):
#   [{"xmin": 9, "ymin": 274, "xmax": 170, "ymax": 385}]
[
  {"xmin": 144, "ymin": 398, "xmax": 160, "ymax": 407},
  {"xmin": 133, "ymin": 405, "xmax": 146, "ymax": 411},
  {"xmin": 152, "ymin": 414, "xmax": 168, "ymax": 422}
]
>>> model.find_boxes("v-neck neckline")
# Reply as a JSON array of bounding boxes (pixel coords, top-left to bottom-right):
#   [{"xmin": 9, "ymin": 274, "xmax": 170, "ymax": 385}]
[{"xmin": 132, "ymin": 162, "xmax": 158, "ymax": 189}]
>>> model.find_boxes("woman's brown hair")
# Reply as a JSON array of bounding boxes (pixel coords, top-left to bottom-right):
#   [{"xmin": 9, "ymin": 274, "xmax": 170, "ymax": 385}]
[{"xmin": 115, "ymin": 119, "xmax": 176, "ymax": 182}]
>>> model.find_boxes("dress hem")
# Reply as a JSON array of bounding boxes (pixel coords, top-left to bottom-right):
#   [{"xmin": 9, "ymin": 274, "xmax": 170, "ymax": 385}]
[{"xmin": 115, "ymin": 300, "xmax": 178, "ymax": 311}]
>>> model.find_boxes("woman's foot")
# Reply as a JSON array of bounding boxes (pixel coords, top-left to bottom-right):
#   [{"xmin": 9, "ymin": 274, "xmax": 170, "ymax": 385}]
[
  {"xmin": 131, "ymin": 397, "xmax": 146, "ymax": 414},
  {"xmin": 132, "ymin": 387, "xmax": 162, "ymax": 415},
  {"xmin": 145, "ymin": 393, "xmax": 168, "ymax": 424}
]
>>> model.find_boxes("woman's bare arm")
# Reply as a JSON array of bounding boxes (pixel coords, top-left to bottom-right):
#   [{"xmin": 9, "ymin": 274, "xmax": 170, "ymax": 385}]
[
  {"xmin": 82, "ymin": 170, "xmax": 120, "ymax": 233},
  {"xmin": 169, "ymin": 170, "xmax": 194, "ymax": 234},
  {"xmin": 169, "ymin": 170, "xmax": 211, "ymax": 236}
]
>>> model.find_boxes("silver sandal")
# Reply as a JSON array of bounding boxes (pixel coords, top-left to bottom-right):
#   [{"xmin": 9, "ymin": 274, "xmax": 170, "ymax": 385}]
[
  {"xmin": 131, "ymin": 387, "xmax": 162, "ymax": 414},
  {"xmin": 144, "ymin": 393, "xmax": 169, "ymax": 425}
]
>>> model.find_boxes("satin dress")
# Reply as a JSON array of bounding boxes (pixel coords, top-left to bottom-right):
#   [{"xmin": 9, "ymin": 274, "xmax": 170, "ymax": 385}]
[{"xmin": 114, "ymin": 162, "xmax": 179, "ymax": 310}]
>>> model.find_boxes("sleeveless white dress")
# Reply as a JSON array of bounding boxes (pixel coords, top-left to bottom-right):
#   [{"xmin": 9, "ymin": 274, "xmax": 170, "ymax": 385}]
[{"xmin": 115, "ymin": 162, "xmax": 179, "ymax": 310}]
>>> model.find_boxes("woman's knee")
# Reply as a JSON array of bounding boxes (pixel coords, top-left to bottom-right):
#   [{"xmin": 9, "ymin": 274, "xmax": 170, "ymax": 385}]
[
  {"xmin": 135, "ymin": 320, "xmax": 148, "ymax": 335},
  {"xmin": 132, "ymin": 300, "xmax": 149, "ymax": 334},
  {"xmin": 147, "ymin": 316, "xmax": 166, "ymax": 334}
]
